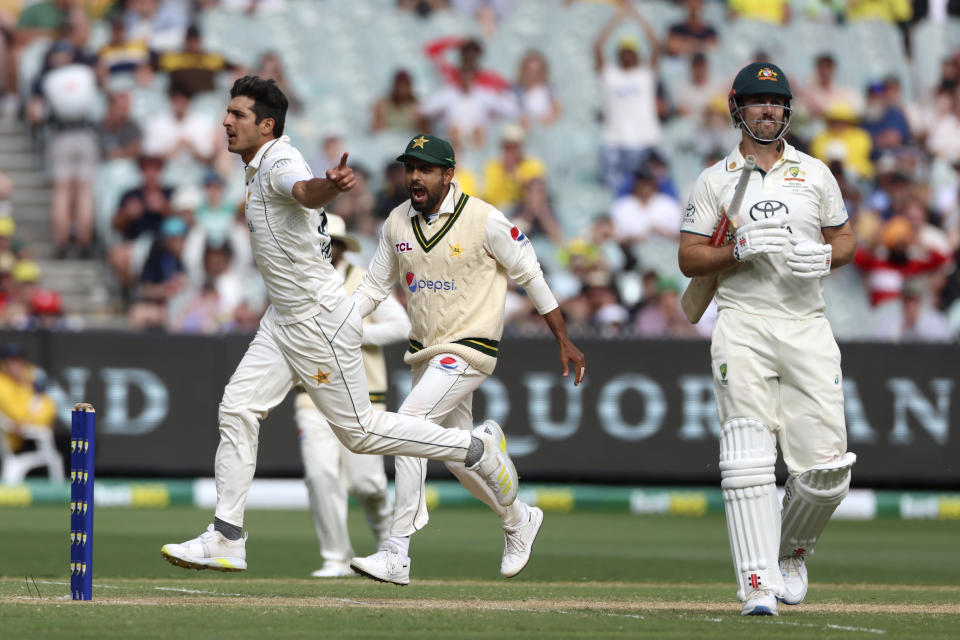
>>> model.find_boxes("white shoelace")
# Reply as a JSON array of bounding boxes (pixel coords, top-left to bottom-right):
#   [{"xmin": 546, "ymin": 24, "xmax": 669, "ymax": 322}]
[
  {"xmin": 503, "ymin": 528, "xmax": 525, "ymax": 555},
  {"xmin": 181, "ymin": 528, "xmax": 220, "ymax": 556},
  {"xmin": 377, "ymin": 549, "xmax": 407, "ymax": 574},
  {"xmin": 781, "ymin": 556, "xmax": 804, "ymax": 577},
  {"xmin": 745, "ymin": 588, "xmax": 776, "ymax": 600},
  {"xmin": 189, "ymin": 527, "xmax": 241, "ymax": 557},
  {"xmin": 503, "ymin": 513, "xmax": 530, "ymax": 556}
]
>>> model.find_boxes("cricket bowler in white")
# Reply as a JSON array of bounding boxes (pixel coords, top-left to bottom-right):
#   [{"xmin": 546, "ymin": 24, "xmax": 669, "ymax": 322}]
[
  {"xmin": 349, "ymin": 134, "xmax": 586, "ymax": 585},
  {"xmin": 678, "ymin": 62, "xmax": 858, "ymax": 616},
  {"xmin": 161, "ymin": 76, "xmax": 520, "ymax": 572},
  {"xmin": 296, "ymin": 215, "xmax": 409, "ymax": 578}
]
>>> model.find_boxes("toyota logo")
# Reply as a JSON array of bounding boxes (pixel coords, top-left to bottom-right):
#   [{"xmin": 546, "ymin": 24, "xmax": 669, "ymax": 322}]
[{"xmin": 748, "ymin": 200, "xmax": 789, "ymax": 221}]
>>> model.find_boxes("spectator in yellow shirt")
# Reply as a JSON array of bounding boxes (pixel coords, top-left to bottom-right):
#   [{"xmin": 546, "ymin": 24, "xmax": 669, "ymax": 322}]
[
  {"xmin": 846, "ymin": 0, "xmax": 912, "ymax": 23},
  {"xmin": 0, "ymin": 342, "xmax": 56, "ymax": 458},
  {"xmin": 811, "ymin": 102, "xmax": 875, "ymax": 180},
  {"xmin": 727, "ymin": 0, "xmax": 791, "ymax": 25},
  {"xmin": 482, "ymin": 124, "xmax": 546, "ymax": 210}
]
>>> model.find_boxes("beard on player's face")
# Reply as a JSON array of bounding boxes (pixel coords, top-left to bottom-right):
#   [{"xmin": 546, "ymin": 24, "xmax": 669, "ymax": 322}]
[
  {"xmin": 740, "ymin": 97, "xmax": 788, "ymax": 141},
  {"xmin": 411, "ymin": 188, "xmax": 442, "ymax": 213},
  {"xmin": 406, "ymin": 163, "xmax": 448, "ymax": 213}
]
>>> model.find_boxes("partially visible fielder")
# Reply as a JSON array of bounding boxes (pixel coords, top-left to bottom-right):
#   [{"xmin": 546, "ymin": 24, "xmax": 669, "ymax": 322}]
[
  {"xmin": 678, "ymin": 62, "xmax": 857, "ymax": 616},
  {"xmin": 349, "ymin": 134, "xmax": 586, "ymax": 585},
  {"xmin": 161, "ymin": 77, "xmax": 520, "ymax": 572},
  {"xmin": 296, "ymin": 214, "xmax": 409, "ymax": 578}
]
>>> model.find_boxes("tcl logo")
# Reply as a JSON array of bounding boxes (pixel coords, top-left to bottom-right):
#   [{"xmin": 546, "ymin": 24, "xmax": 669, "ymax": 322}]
[{"xmin": 395, "ymin": 242, "xmax": 413, "ymax": 253}]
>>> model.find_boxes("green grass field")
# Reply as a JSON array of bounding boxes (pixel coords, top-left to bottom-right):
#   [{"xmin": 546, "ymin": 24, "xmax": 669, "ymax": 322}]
[{"xmin": 2, "ymin": 505, "xmax": 959, "ymax": 638}]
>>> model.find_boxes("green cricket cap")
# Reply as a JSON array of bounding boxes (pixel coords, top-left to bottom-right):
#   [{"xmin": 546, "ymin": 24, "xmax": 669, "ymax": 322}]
[
  {"xmin": 396, "ymin": 134, "xmax": 456, "ymax": 168},
  {"xmin": 730, "ymin": 62, "xmax": 792, "ymax": 100}
]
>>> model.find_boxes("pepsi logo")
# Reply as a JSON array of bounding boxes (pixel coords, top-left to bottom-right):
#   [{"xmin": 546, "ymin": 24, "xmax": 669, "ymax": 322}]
[
  {"xmin": 440, "ymin": 356, "xmax": 457, "ymax": 370},
  {"xmin": 510, "ymin": 226, "xmax": 526, "ymax": 242},
  {"xmin": 404, "ymin": 274, "xmax": 457, "ymax": 293}
]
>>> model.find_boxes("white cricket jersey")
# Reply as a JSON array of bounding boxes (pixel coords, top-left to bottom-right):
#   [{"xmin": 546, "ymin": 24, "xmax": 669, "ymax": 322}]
[
  {"xmin": 243, "ymin": 135, "xmax": 346, "ymax": 324},
  {"xmin": 681, "ymin": 143, "xmax": 848, "ymax": 319}
]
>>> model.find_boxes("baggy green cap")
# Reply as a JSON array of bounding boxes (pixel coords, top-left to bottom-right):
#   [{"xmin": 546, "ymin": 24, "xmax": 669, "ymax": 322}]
[
  {"xmin": 730, "ymin": 62, "xmax": 792, "ymax": 100},
  {"xmin": 396, "ymin": 134, "xmax": 456, "ymax": 168}
]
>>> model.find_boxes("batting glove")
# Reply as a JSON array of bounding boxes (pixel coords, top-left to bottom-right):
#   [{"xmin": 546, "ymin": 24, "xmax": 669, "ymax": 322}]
[
  {"xmin": 733, "ymin": 217, "xmax": 791, "ymax": 263},
  {"xmin": 786, "ymin": 239, "xmax": 832, "ymax": 279}
]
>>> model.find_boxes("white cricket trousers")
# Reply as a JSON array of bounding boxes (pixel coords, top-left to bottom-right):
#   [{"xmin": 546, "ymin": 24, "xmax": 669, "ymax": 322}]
[
  {"xmin": 296, "ymin": 392, "xmax": 390, "ymax": 565},
  {"xmin": 391, "ymin": 354, "xmax": 525, "ymax": 537},
  {"xmin": 215, "ymin": 300, "xmax": 471, "ymax": 527},
  {"xmin": 710, "ymin": 308, "xmax": 847, "ymax": 475}
]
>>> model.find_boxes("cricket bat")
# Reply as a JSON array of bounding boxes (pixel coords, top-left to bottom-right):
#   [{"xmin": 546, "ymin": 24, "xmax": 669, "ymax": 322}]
[{"xmin": 680, "ymin": 155, "xmax": 756, "ymax": 323}]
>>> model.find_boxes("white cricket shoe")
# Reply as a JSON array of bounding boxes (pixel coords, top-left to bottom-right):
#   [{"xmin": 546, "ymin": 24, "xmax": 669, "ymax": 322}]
[
  {"xmin": 161, "ymin": 524, "xmax": 247, "ymax": 571},
  {"xmin": 779, "ymin": 555, "xmax": 808, "ymax": 605},
  {"xmin": 501, "ymin": 505, "xmax": 544, "ymax": 578},
  {"xmin": 350, "ymin": 541, "xmax": 410, "ymax": 585},
  {"xmin": 741, "ymin": 589, "xmax": 779, "ymax": 616},
  {"xmin": 469, "ymin": 420, "xmax": 518, "ymax": 507},
  {"xmin": 311, "ymin": 561, "xmax": 356, "ymax": 578}
]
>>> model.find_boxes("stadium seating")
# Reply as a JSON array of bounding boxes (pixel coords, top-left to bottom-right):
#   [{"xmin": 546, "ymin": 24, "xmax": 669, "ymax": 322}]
[
  {"xmin": 7, "ymin": 0, "xmax": 957, "ymax": 338},
  {"xmin": 910, "ymin": 18, "xmax": 960, "ymax": 96}
]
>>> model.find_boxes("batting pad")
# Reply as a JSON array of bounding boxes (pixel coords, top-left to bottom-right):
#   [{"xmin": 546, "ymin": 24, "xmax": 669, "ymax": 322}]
[
  {"xmin": 719, "ymin": 418, "xmax": 784, "ymax": 600},
  {"xmin": 779, "ymin": 452, "xmax": 856, "ymax": 558}
]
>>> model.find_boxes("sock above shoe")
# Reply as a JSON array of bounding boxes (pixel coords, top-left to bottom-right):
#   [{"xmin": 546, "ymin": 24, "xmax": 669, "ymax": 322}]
[
  {"xmin": 214, "ymin": 517, "xmax": 243, "ymax": 541},
  {"xmin": 386, "ymin": 535, "xmax": 410, "ymax": 558},
  {"xmin": 501, "ymin": 501, "xmax": 529, "ymax": 530},
  {"xmin": 464, "ymin": 436, "xmax": 484, "ymax": 466}
]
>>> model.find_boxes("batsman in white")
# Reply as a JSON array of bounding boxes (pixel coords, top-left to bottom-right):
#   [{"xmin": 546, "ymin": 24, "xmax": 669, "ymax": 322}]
[
  {"xmin": 678, "ymin": 62, "xmax": 858, "ymax": 616},
  {"xmin": 296, "ymin": 214, "xmax": 409, "ymax": 578},
  {"xmin": 161, "ymin": 77, "xmax": 520, "ymax": 572},
  {"xmin": 348, "ymin": 134, "xmax": 586, "ymax": 585}
]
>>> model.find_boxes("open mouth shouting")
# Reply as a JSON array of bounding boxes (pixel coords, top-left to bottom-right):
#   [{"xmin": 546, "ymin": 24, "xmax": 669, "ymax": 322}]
[{"xmin": 410, "ymin": 183, "xmax": 428, "ymax": 207}]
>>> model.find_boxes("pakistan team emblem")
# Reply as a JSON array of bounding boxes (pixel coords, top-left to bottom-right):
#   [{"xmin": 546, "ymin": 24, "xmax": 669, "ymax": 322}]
[{"xmin": 789, "ymin": 167, "xmax": 799, "ymax": 178}]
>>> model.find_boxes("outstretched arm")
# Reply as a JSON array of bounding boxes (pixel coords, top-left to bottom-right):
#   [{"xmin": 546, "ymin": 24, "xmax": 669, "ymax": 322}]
[{"xmin": 291, "ymin": 153, "xmax": 357, "ymax": 209}]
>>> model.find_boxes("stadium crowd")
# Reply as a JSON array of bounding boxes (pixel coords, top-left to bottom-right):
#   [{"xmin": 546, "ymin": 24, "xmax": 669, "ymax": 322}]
[{"xmin": 0, "ymin": 0, "xmax": 958, "ymax": 341}]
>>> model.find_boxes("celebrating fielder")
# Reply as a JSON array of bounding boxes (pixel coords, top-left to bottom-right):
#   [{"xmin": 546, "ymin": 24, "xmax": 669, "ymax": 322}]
[
  {"xmin": 678, "ymin": 62, "xmax": 857, "ymax": 616},
  {"xmin": 296, "ymin": 214, "xmax": 409, "ymax": 578},
  {"xmin": 161, "ymin": 77, "xmax": 520, "ymax": 572},
  {"xmin": 348, "ymin": 134, "xmax": 586, "ymax": 585}
]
